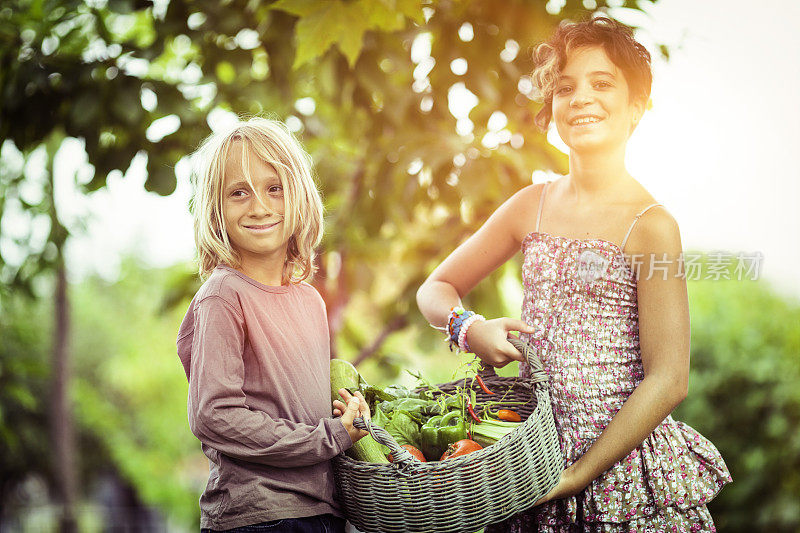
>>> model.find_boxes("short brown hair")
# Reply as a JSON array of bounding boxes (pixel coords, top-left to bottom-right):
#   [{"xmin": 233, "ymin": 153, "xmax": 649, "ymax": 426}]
[{"xmin": 530, "ymin": 15, "xmax": 652, "ymax": 132}]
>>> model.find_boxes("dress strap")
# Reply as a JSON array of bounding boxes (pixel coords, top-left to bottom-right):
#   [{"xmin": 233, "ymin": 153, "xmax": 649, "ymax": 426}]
[
  {"xmin": 620, "ymin": 203, "xmax": 664, "ymax": 252},
  {"xmin": 535, "ymin": 181, "xmax": 551, "ymax": 233}
]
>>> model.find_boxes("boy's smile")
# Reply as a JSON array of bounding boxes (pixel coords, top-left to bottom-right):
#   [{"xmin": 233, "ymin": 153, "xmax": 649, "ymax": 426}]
[{"xmin": 244, "ymin": 221, "xmax": 282, "ymax": 233}]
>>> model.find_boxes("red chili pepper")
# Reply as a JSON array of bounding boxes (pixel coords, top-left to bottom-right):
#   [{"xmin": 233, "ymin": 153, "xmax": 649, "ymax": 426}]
[
  {"xmin": 475, "ymin": 375, "xmax": 495, "ymax": 395},
  {"xmin": 497, "ymin": 409, "xmax": 522, "ymax": 422},
  {"xmin": 467, "ymin": 401, "xmax": 482, "ymax": 424}
]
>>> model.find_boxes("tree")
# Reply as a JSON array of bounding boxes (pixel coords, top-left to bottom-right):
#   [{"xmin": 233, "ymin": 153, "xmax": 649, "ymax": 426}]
[
  {"xmin": 676, "ymin": 275, "xmax": 800, "ymax": 532},
  {"xmin": 3, "ymin": 2, "xmax": 207, "ymax": 525},
  {"xmin": 0, "ymin": 288, "xmax": 52, "ymax": 524}
]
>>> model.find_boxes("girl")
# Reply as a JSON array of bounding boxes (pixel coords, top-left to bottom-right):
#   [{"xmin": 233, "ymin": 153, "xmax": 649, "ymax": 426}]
[
  {"xmin": 416, "ymin": 16, "xmax": 732, "ymax": 532},
  {"xmin": 176, "ymin": 117, "xmax": 369, "ymax": 533}
]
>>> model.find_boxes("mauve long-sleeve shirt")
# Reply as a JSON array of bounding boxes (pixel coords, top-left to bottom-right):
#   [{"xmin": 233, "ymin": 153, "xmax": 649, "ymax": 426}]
[{"xmin": 176, "ymin": 264, "xmax": 352, "ymax": 531}]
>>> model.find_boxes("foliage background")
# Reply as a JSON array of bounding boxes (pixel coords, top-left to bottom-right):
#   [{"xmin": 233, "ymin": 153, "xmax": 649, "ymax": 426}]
[{"xmin": 1, "ymin": 0, "xmax": 799, "ymax": 531}]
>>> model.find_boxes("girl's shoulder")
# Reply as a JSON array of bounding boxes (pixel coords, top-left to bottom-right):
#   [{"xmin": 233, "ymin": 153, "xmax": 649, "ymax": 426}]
[
  {"xmin": 513, "ymin": 181, "xmax": 548, "ymax": 201},
  {"xmin": 506, "ymin": 180, "xmax": 551, "ymax": 213},
  {"xmin": 499, "ymin": 181, "xmax": 550, "ymax": 243}
]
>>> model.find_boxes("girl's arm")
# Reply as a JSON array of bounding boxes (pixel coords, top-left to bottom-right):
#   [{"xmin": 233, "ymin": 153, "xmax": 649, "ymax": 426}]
[
  {"xmin": 537, "ymin": 208, "xmax": 690, "ymax": 503},
  {"xmin": 416, "ymin": 184, "xmax": 540, "ymax": 367}
]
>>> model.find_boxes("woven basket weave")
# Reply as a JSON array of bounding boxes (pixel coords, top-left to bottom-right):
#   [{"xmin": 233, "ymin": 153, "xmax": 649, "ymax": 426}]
[{"xmin": 332, "ymin": 338, "xmax": 562, "ymax": 533}]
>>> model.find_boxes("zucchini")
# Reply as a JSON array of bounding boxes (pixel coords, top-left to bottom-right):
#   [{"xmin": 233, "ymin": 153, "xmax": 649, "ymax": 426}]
[{"xmin": 330, "ymin": 359, "xmax": 390, "ymax": 463}]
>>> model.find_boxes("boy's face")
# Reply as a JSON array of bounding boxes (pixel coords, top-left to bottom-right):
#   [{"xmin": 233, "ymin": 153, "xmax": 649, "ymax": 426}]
[{"xmin": 221, "ymin": 140, "xmax": 289, "ymax": 269}]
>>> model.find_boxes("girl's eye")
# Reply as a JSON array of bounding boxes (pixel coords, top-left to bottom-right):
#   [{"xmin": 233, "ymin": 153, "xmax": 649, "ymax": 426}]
[
  {"xmin": 231, "ymin": 190, "xmax": 247, "ymax": 198},
  {"xmin": 556, "ymin": 81, "xmax": 611, "ymax": 95},
  {"xmin": 269, "ymin": 185, "xmax": 283, "ymax": 193}
]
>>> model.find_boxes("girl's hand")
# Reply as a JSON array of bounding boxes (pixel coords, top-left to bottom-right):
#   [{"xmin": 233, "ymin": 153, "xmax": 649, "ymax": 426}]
[
  {"xmin": 332, "ymin": 389, "xmax": 370, "ymax": 444},
  {"xmin": 533, "ymin": 467, "xmax": 584, "ymax": 507},
  {"xmin": 466, "ymin": 318, "xmax": 537, "ymax": 368}
]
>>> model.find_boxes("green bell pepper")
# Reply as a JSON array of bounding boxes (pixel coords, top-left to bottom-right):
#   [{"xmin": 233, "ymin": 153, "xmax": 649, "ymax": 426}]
[
  {"xmin": 420, "ymin": 415, "xmax": 442, "ymax": 460},
  {"xmin": 420, "ymin": 410, "xmax": 467, "ymax": 460}
]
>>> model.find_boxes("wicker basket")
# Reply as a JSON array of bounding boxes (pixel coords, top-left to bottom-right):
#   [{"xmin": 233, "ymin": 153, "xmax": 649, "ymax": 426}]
[{"xmin": 332, "ymin": 338, "xmax": 562, "ymax": 533}]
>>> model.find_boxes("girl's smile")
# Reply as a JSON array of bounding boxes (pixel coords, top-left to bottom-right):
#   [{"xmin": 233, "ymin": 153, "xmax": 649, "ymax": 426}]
[
  {"xmin": 568, "ymin": 114, "xmax": 604, "ymax": 127},
  {"xmin": 551, "ymin": 46, "xmax": 642, "ymax": 153}
]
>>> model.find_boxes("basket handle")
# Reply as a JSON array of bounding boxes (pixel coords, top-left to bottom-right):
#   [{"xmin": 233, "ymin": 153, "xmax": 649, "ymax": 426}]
[
  {"xmin": 475, "ymin": 338, "xmax": 548, "ymax": 385},
  {"xmin": 508, "ymin": 337, "xmax": 549, "ymax": 386},
  {"xmin": 351, "ymin": 417, "xmax": 417, "ymax": 474}
]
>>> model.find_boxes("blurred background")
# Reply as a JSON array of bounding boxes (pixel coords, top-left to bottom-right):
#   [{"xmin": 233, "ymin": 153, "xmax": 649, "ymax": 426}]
[{"xmin": 1, "ymin": 0, "xmax": 799, "ymax": 531}]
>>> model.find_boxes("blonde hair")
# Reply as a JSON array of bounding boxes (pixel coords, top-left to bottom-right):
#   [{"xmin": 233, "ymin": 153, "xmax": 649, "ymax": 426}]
[{"xmin": 188, "ymin": 116, "xmax": 323, "ymax": 284}]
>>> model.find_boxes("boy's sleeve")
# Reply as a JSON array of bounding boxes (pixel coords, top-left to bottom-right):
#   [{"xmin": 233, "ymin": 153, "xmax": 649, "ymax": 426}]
[{"xmin": 186, "ymin": 295, "xmax": 353, "ymax": 468}]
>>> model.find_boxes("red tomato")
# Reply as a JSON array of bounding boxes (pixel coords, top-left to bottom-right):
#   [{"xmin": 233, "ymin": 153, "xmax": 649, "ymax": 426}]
[
  {"xmin": 388, "ymin": 444, "xmax": 426, "ymax": 462},
  {"xmin": 441, "ymin": 439, "xmax": 483, "ymax": 460}
]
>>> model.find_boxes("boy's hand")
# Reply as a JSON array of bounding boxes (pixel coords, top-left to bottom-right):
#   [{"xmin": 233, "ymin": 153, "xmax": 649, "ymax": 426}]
[{"xmin": 332, "ymin": 389, "xmax": 370, "ymax": 444}]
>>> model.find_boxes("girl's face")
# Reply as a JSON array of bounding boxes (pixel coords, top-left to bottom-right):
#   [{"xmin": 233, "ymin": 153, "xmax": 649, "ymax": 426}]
[
  {"xmin": 222, "ymin": 141, "xmax": 289, "ymax": 268},
  {"xmin": 551, "ymin": 46, "xmax": 643, "ymax": 154}
]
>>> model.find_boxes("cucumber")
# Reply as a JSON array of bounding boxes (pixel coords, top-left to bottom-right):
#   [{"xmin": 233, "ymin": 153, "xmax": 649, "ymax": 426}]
[{"xmin": 330, "ymin": 359, "xmax": 390, "ymax": 463}]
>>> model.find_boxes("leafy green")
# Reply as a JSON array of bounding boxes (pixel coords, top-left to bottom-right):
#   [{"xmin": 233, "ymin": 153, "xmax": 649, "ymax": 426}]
[
  {"xmin": 384, "ymin": 411, "xmax": 422, "ymax": 449},
  {"xmin": 378, "ymin": 397, "xmax": 440, "ymax": 417},
  {"xmin": 371, "ymin": 407, "xmax": 390, "ymax": 428},
  {"xmin": 363, "ymin": 385, "xmax": 397, "ymax": 411},
  {"xmin": 382, "ymin": 385, "xmax": 418, "ymax": 399}
]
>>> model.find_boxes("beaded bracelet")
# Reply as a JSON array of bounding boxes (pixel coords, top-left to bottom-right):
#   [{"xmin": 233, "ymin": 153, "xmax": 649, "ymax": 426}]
[
  {"xmin": 445, "ymin": 306, "xmax": 472, "ymax": 351},
  {"xmin": 458, "ymin": 313, "xmax": 485, "ymax": 352},
  {"xmin": 444, "ymin": 306, "xmax": 486, "ymax": 353}
]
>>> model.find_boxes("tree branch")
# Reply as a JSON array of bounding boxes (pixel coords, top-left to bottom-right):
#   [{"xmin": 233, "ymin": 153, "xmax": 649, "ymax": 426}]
[{"xmin": 352, "ymin": 314, "xmax": 408, "ymax": 368}]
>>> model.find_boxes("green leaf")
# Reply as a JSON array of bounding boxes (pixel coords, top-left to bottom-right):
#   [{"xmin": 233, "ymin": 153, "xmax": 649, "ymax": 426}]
[
  {"xmin": 398, "ymin": 0, "xmax": 425, "ymax": 24},
  {"xmin": 270, "ymin": 0, "xmax": 324, "ymax": 18},
  {"xmin": 364, "ymin": 0, "xmax": 406, "ymax": 33},
  {"xmin": 7, "ymin": 383, "xmax": 37, "ymax": 410},
  {"xmin": 290, "ymin": 2, "xmax": 339, "ymax": 69},
  {"xmin": 286, "ymin": 0, "xmax": 420, "ymax": 69},
  {"xmin": 291, "ymin": 0, "xmax": 371, "ymax": 69}
]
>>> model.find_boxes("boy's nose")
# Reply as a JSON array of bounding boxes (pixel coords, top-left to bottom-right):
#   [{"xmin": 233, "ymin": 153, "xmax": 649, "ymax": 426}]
[{"xmin": 248, "ymin": 196, "xmax": 273, "ymax": 216}]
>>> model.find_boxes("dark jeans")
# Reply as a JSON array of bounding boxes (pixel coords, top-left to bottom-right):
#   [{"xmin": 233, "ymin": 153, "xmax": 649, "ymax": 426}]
[{"xmin": 201, "ymin": 513, "xmax": 346, "ymax": 533}]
